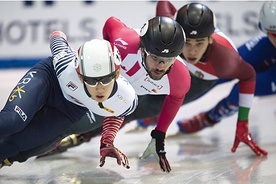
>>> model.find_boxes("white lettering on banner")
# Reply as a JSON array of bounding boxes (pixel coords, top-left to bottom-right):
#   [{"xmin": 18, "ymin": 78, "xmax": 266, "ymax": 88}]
[
  {"xmin": 0, "ymin": 18, "xmax": 95, "ymax": 46},
  {"xmin": 216, "ymin": 12, "xmax": 260, "ymax": 37},
  {"xmin": 0, "ymin": 1, "xmax": 264, "ymax": 59}
]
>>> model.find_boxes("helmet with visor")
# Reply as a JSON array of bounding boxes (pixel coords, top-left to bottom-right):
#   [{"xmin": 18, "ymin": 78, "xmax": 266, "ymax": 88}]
[
  {"xmin": 140, "ymin": 16, "xmax": 186, "ymax": 59},
  {"xmin": 76, "ymin": 39, "xmax": 121, "ymax": 87}
]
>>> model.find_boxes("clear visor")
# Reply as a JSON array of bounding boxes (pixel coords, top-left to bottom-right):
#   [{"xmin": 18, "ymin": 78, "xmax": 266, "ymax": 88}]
[{"xmin": 144, "ymin": 50, "xmax": 176, "ymax": 64}]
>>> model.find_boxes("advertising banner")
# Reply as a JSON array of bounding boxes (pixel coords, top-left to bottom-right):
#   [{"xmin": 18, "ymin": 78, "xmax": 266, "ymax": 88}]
[{"xmin": 0, "ymin": 1, "xmax": 263, "ymax": 67}]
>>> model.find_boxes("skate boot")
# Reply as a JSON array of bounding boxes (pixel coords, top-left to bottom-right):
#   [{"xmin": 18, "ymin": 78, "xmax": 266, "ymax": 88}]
[
  {"xmin": 126, "ymin": 116, "xmax": 158, "ymax": 133},
  {"xmin": 37, "ymin": 134, "xmax": 87, "ymax": 158},
  {"xmin": 177, "ymin": 113, "xmax": 216, "ymax": 134},
  {"xmin": 0, "ymin": 158, "xmax": 13, "ymax": 169}
]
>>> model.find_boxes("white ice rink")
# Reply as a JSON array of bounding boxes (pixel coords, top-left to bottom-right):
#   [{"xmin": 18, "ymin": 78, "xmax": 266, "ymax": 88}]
[{"xmin": 0, "ymin": 68, "xmax": 276, "ymax": 184}]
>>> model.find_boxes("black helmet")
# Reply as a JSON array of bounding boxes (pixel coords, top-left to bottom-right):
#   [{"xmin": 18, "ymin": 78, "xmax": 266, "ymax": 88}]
[
  {"xmin": 176, "ymin": 3, "xmax": 216, "ymax": 38},
  {"xmin": 140, "ymin": 16, "xmax": 186, "ymax": 57}
]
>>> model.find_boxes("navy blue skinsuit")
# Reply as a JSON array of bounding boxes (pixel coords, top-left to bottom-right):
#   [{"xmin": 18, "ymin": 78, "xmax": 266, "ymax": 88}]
[{"xmin": 0, "ymin": 57, "xmax": 87, "ymax": 161}]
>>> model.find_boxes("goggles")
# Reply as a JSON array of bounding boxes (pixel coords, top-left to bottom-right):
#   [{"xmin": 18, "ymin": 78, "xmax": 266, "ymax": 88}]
[
  {"xmin": 144, "ymin": 50, "xmax": 175, "ymax": 64},
  {"xmin": 80, "ymin": 71, "xmax": 116, "ymax": 87}
]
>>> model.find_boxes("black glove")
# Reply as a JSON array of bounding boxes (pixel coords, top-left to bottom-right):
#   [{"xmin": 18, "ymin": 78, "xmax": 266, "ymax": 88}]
[{"xmin": 140, "ymin": 129, "xmax": 171, "ymax": 173}]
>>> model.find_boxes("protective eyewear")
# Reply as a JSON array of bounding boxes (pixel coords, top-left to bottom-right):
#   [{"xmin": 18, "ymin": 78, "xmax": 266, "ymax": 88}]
[
  {"xmin": 144, "ymin": 50, "xmax": 175, "ymax": 64},
  {"xmin": 81, "ymin": 71, "xmax": 116, "ymax": 87}
]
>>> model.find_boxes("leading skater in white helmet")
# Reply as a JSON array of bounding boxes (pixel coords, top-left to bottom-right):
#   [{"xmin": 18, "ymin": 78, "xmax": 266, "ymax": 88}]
[{"xmin": 0, "ymin": 31, "xmax": 138, "ymax": 169}]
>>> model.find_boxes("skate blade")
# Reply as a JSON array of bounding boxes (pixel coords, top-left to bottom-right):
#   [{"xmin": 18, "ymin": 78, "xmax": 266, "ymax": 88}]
[{"xmin": 166, "ymin": 131, "xmax": 201, "ymax": 139}]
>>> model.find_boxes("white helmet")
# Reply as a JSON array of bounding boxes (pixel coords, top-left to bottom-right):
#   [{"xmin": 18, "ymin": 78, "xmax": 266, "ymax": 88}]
[
  {"xmin": 76, "ymin": 39, "xmax": 121, "ymax": 78},
  {"xmin": 259, "ymin": 1, "xmax": 276, "ymax": 33}
]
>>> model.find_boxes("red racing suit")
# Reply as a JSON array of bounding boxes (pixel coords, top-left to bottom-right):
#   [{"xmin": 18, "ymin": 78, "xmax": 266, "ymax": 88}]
[
  {"xmin": 103, "ymin": 16, "xmax": 191, "ymax": 133},
  {"xmin": 156, "ymin": 0, "xmax": 256, "ymax": 123}
]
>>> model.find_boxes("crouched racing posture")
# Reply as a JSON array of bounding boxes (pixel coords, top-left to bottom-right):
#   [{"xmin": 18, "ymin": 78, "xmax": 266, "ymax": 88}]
[{"xmin": 0, "ymin": 31, "xmax": 138, "ymax": 169}]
